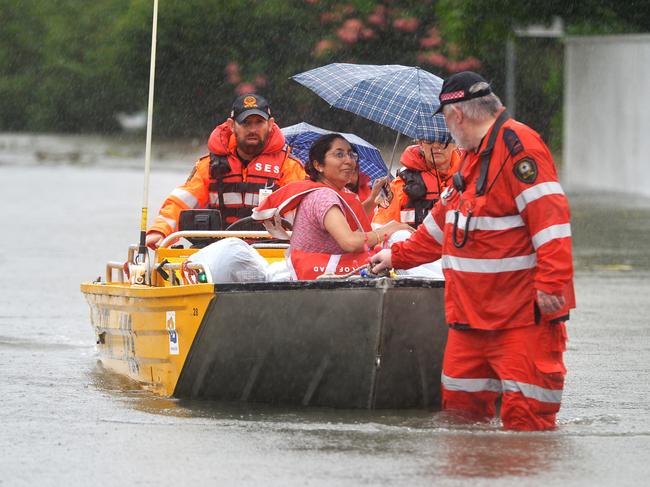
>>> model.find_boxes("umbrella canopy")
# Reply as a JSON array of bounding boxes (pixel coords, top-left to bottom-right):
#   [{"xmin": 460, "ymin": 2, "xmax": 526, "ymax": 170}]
[
  {"xmin": 282, "ymin": 122, "xmax": 387, "ymax": 181},
  {"xmin": 292, "ymin": 63, "xmax": 448, "ymax": 142}
]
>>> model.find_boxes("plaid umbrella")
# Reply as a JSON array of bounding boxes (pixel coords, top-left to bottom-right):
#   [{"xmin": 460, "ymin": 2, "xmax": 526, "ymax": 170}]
[
  {"xmin": 282, "ymin": 122, "xmax": 387, "ymax": 181},
  {"xmin": 291, "ymin": 63, "xmax": 448, "ymax": 143}
]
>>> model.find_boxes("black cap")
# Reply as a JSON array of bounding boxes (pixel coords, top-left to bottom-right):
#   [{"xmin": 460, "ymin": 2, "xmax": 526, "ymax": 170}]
[
  {"xmin": 434, "ymin": 71, "xmax": 492, "ymax": 114},
  {"xmin": 230, "ymin": 94, "xmax": 271, "ymax": 123}
]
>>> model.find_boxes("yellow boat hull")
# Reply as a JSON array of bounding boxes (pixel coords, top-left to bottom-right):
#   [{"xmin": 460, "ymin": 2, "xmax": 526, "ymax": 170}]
[
  {"xmin": 81, "ymin": 277, "xmax": 447, "ymax": 408},
  {"xmin": 81, "ymin": 281, "xmax": 215, "ymax": 396}
]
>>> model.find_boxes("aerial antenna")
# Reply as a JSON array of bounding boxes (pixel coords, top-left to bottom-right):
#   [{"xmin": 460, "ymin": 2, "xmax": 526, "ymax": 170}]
[{"xmin": 135, "ymin": 0, "xmax": 159, "ymax": 269}]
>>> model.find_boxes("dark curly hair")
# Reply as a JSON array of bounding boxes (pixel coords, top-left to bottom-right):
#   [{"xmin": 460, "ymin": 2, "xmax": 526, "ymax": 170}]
[{"xmin": 305, "ymin": 133, "xmax": 349, "ymax": 182}]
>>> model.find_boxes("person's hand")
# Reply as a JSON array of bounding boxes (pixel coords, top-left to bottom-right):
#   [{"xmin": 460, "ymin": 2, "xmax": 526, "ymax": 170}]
[
  {"xmin": 370, "ymin": 248, "xmax": 392, "ymax": 273},
  {"xmin": 374, "ymin": 180, "xmax": 393, "ymax": 208},
  {"xmin": 376, "ymin": 221, "xmax": 414, "ymax": 241},
  {"xmin": 145, "ymin": 231, "xmax": 165, "ymax": 250},
  {"xmin": 370, "ymin": 176, "xmax": 388, "ymax": 200},
  {"xmin": 536, "ymin": 290, "xmax": 566, "ymax": 314}
]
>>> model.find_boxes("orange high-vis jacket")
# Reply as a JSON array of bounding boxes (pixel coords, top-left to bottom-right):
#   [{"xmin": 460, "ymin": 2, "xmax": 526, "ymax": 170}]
[
  {"xmin": 148, "ymin": 121, "xmax": 305, "ymax": 236},
  {"xmin": 391, "ymin": 113, "xmax": 575, "ymax": 330}
]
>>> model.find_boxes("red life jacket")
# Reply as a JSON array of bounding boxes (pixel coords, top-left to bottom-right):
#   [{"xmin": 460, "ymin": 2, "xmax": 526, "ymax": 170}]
[
  {"xmin": 253, "ymin": 180, "xmax": 372, "ymax": 280},
  {"xmin": 398, "ymin": 169, "xmax": 443, "ymax": 227},
  {"xmin": 398, "ymin": 145, "xmax": 461, "ymax": 228},
  {"xmin": 207, "ymin": 152, "xmax": 286, "ymax": 226}
]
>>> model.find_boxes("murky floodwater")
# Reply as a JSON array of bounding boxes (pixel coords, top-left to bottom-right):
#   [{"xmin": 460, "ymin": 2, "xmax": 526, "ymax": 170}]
[{"xmin": 1, "ymin": 135, "xmax": 649, "ymax": 486}]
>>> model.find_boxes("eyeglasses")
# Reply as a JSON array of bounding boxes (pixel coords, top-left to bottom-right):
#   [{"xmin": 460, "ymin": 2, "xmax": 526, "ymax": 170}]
[
  {"xmin": 432, "ymin": 140, "xmax": 451, "ymax": 150},
  {"xmin": 327, "ymin": 150, "xmax": 359, "ymax": 162},
  {"xmin": 423, "ymin": 134, "xmax": 453, "ymax": 150}
]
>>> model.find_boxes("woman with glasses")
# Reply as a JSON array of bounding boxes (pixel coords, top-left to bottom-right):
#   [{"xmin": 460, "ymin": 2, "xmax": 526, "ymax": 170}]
[
  {"xmin": 373, "ymin": 125, "xmax": 461, "ymax": 230},
  {"xmin": 253, "ymin": 133, "xmax": 411, "ymax": 280}
]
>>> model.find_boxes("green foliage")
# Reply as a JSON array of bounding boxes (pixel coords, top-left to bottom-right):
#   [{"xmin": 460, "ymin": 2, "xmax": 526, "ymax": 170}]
[
  {"xmin": 436, "ymin": 0, "xmax": 650, "ymax": 153},
  {"xmin": 1, "ymin": 0, "xmax": 649, "ymax": 142},
  {"xmin": 0, "ymin": 0, "xmax": 45, "ymax": 129}
]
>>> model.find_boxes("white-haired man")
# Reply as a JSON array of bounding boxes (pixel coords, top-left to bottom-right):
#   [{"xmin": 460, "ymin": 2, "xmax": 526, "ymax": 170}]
[{"xmin": 371, "ymin": 71, "xmax": 575, "ymax": 431}]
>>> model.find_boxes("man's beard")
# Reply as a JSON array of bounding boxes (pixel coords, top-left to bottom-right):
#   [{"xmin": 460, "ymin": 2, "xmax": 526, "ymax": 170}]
[
  {"xmin": 448, "ymin": 128, "xmax": 469, "ymax": 151},
  {"xmin": 238, "ymin": 136, "xmax": 266, "ymax": 154}
]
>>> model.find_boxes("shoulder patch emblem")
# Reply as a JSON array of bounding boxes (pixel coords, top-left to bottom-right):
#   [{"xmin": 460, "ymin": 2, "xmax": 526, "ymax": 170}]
[
  {"xmin": 503, "ymin": 128, "xmax": 524, "ymax": 156},
  {"xmin": 513, "ymin": 157, "xmax": 537, "ymax": 184}
]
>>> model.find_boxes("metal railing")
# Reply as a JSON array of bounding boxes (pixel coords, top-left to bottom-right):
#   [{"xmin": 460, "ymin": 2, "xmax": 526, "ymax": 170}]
[{"xmin": 158, "ymin": 230, "xmax": 288, "ymax": 249}]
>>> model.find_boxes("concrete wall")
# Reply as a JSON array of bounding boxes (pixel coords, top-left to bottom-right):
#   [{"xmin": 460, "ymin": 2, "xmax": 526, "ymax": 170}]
[{"xmin": 564, "ymin": 34, "xmax": 650, "ymax": 196}]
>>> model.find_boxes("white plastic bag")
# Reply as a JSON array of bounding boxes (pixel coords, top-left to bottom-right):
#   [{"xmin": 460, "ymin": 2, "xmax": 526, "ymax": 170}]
[
  {"xmin": 188, "ymin": 238, "xmax": 269, "ymax": 283},
  {"xmin": 265, "ymin": 259, "xmax": 292, "ymax": 282},
  {"xmin": 388, "ymin": 230, "xmax": 444, "ymax": 280}
]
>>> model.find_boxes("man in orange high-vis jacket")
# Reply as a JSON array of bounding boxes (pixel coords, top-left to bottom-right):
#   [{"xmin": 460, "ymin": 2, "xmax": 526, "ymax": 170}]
[
  {"xmin": 146, "ymin": 93, "xmax": 305, "ymax": 249},
  {"xmin": 371, "ymin": 71, "xmax": 575, "ymax": 431},
  {"xmin": 373, "ymin": 128, "xmax": 461, "ymax": 229}
]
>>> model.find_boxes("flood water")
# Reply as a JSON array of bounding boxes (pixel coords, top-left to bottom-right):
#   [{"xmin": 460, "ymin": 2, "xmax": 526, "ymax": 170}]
[{"xmin": 1, "ymin": 134, "xmax": 649, "ymax": 486}]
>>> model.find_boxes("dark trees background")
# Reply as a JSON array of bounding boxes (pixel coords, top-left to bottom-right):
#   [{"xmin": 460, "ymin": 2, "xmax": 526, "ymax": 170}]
[{"xmin": 1, "ymin": 0, "xmax": 648, "ymax": 147}]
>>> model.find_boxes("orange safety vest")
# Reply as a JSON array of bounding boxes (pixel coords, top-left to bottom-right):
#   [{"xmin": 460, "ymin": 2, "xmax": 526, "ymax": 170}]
[
  {"xmin": 391, "ymin": 111, "xmax": 575, "ymax": 330},
  {"xmin": 253, "ymin": 180, "xmax": 372, "ymax": 280}
]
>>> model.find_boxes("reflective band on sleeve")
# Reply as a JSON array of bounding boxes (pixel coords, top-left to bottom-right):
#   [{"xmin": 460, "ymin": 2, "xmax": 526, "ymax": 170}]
[
  {"xmin": 325, "ymin": 254, "xmax": 341, "ymax": 274},
  {"xmin": 532, "ymin": 223, "xmax": 572, "ymax": 250},
  {"xmin": 209, "ymin": 193, "xmax": 219, "ymax": 206},
  {"xmin": 442, "ymin": 373, "xmax": 502, "ymax": 393},
  {"xmin": 445, "ymin": 212, "xmax": 524, "ymax": 231},
  {"xmin": 170, "ymin": 188, "xmax": 198, "ymax": 208},
  {"xmin": 502, "ymin": 379, "xmax": 563, "ymax": 404},
  {"xmin": 442, "ymin": 374, "xmax": 563, "ymax": 404},
  {"xmin": 400, "ymin": 210, "xmax": 416, "ymax": 224},
  {"xmin": 222, "ymin": 192, "xmax": 243, "ymax": 205},
  {"xmin": 160, "ymin": 216, "xmax": 177, "ymax": 231},
  {"xmin": 515, "ymin": 181, "xmax": 565, "ymax": 213},
  {"xmin": 423, "ymin": 213, "xmax": 444, "ymax": 244},
  {"xmin": 442, "ymin": 253, "xmax": 537, "ymax": 273}
]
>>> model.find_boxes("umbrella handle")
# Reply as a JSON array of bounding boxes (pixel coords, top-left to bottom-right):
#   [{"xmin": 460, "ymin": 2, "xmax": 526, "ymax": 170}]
[{"xmin": 386, "ymin": 132, "xmax": 401, "ymax": 176}]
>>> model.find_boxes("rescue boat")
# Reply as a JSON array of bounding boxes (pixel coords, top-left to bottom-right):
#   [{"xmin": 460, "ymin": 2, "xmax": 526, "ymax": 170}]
[
  {"xmin": 80, "ymin": 231, "xmax": 447, "ymax": 409},
  {"xmin": 80, "ymin": 1, "xmax": 447, "ymax": 409}
]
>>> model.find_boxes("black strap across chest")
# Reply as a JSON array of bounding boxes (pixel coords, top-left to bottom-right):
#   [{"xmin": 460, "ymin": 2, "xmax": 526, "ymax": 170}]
[{"xmin": 476, "ymin": 110, "xmax": 510, "ymax": 196}]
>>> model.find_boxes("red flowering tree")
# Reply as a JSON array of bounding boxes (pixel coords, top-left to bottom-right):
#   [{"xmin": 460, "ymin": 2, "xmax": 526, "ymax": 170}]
[{"xmin": 306, "ymin": 0, "xmax": 481, "ymax": 77}]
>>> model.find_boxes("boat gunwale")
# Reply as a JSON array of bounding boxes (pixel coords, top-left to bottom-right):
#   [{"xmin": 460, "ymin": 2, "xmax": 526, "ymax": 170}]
[{"xmin": 81, "ymin": 277, "xmax": 444, "ymax": 297}]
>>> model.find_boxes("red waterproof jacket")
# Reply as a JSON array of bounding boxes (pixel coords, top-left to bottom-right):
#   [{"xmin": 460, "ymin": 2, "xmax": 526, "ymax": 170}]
[
  {"xmin": 391, "ymin": 113, "xmax": 575, "ymax": 330},
  {"xmin": 253, "ymin": 180, "xmax": 371, "ymax": 280}
]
